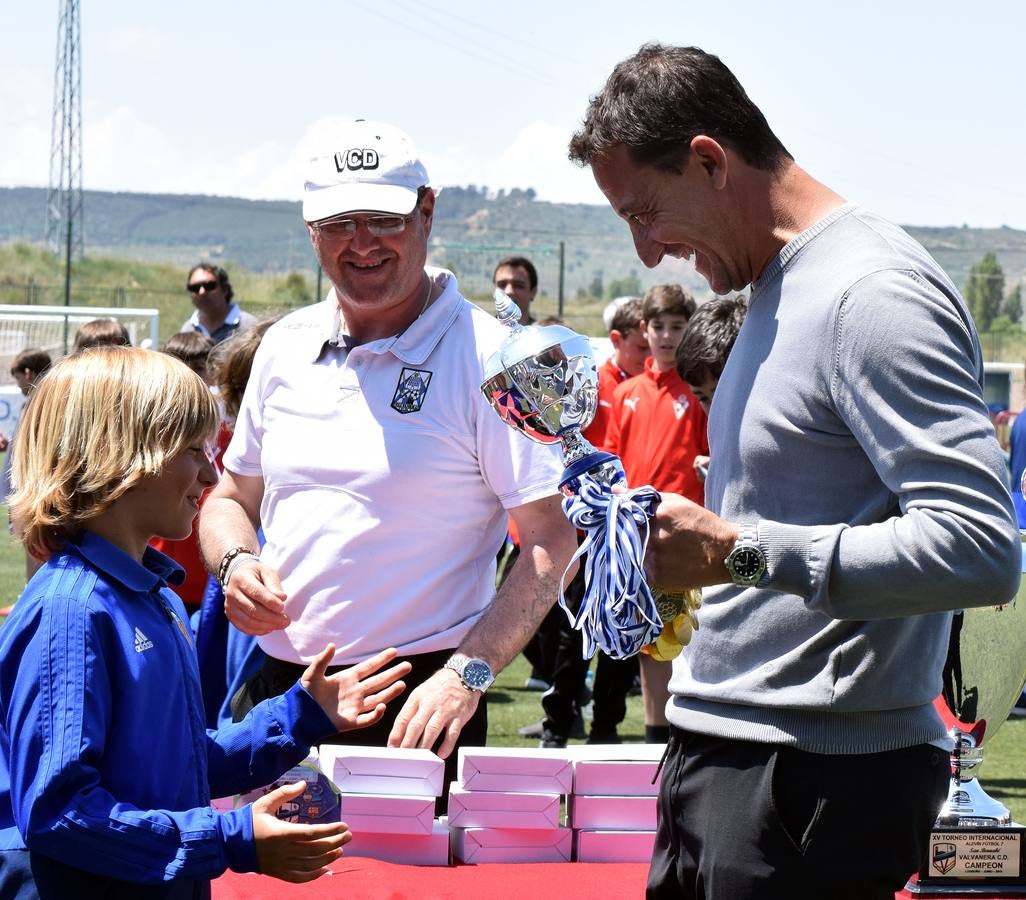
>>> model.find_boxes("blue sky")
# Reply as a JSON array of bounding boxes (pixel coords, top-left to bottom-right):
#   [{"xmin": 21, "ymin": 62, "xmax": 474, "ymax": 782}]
[{"xmin": 2, "ymin": 0, "xmax": 1025, "ymax": 229}]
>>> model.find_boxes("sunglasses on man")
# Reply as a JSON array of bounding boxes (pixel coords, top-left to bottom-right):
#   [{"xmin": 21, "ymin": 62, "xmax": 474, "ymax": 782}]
[{"xmin": 188, "ymin": 280, "xmax": 220, "ymax": 294}]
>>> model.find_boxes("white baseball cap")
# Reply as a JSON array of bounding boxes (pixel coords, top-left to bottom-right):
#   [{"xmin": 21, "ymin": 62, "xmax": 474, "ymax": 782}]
[{"xmin": 302, "ymin": 119, "xmax": 430, "ymax": 222}]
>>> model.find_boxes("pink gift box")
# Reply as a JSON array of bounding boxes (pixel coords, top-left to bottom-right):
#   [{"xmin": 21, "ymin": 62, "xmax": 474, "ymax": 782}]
[
  {"xmin": 569, "ymin": 744, "xmax": 665, "ymax": 796},
  {"xmin": 447, "ymin": 786, "xmax": 562, "ymax": 830},
  {"xmin": 451, "ymin": 825, "xmax": 573, "ymax": 863},
  {"xmin": 568, "ymin": 794, "xmax": 657, "ymax": 830},
  {"xmin": 319, "ymin": 745, "xmax": 444, "ymax": 798},
  {"xmin": 339, "ymin": 792, "xmax": 435, "ymax": 835},
  {"xmin": 457, "ymin": 746, "xmax": 572, "ymax": 794},
  {"xmin": 345, "ymin": 819, "xmax": 451, "ymax": 866},
  {"xmin": 574, "ymin": 828, "xmax": 657, "ymax": 863}
]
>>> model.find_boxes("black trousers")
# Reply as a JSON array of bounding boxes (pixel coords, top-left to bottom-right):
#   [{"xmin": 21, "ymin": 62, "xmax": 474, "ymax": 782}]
[
  {"xmin": 232, "ymin": 648, "xmax": 488, "ymax": 808},
  {"xmin": 591, "ymin": 650, "xmax": 638, "ymax": 736},
  {"xmin": 540, "ymin": 561, "xmax": 592, "ymax": 737},
  {"xmin": 647, "ymin": 727, "xmax": 950, "ymax": 900}
]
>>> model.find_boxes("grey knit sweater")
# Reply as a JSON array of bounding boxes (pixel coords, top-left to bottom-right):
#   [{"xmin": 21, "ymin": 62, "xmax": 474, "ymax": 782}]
[{"xmin": 667, "ymin": 205, "xmax": 1021, "ymax": 753}]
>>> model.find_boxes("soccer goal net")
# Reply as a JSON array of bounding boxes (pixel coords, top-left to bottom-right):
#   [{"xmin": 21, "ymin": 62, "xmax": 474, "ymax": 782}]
[{"xmin": 0, "ymin": 305, "xmax": 160, "ymax": 386}]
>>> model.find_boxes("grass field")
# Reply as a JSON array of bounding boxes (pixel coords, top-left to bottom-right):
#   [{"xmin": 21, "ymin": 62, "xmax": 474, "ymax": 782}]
[{"xmin": 0, "ymin": 484, "xmax": 1022, "ymax": 824}]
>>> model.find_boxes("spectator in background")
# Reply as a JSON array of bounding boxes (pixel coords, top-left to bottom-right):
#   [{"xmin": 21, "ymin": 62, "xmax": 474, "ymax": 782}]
[
  {"xmin": 183, "ymin": 263, "xmax": 256, "ymax": 345},
  {"xmin": 585, "ymin": 297, "xmax": 649, "ymax": 449},
  {"xmin": 580, "ymin": 296, "xmax": 650, "ymax": 744},
  {"xmin": 675, "ymin": 295, "xmax": 749, "ymax": 481},
  {"xmin": 195, "ymin": 316, "xmax": 281, "ymax": 728},
  {"xmin": 493, "ymin": 256, "xmax": 538, "ymax": 325},
  {"xmin": 602, "ymin": 295, "xmax": 636, "ymax": 332},
  {"xmin": 163, "ymin": 331, "xmax": 216, "ymax": 386},
  {"xmin": 1006, "ymin": 382, "xmax": 1026, "ymax": 717},
  {"xmin": 606, "ymin": 283, "xmax": 707, "ymax": 744},
  {"xmin": 0, "ymin": 349, "xmax": 53, "ymax": 611},
  {"xmin": 72, "ymin": 318, "xmax": 130, "ymax": 353},
  {"xmin": 149, "ymin": 332, "xmax": 220, "ymax": 613}
]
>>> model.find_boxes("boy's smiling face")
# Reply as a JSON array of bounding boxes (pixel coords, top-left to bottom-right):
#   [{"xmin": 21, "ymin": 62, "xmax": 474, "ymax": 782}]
[
  {"xmin": 642, "ymin": 314, "xmax": 690, "ymax": 371},
  {"xmin": 106, "ymin": 444, "xmax": 218, "ymax": 559}
]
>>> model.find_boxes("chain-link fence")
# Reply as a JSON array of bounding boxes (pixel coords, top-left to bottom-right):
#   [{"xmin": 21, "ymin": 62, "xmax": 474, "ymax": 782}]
[{"xmin": 426, "ymin": 240, "xmax": 607, "ymax": 336}]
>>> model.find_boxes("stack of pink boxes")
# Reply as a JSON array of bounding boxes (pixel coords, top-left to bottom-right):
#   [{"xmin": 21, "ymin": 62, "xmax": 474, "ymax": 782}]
[
  {"xmin": 448, "ymin": 746, "xmax": 574, "ymax": 863},
  {"xmin": 318, "ymin": 745, "xmax": 450, "ymax": 866},
  {"xmin": 568, "ymin": 744, "xmax": 663, "ymax": 862}
]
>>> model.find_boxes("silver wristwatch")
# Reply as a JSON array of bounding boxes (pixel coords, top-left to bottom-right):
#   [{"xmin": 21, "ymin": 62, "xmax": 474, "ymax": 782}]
[
  {"xmin": 724, "ymin": 524, "xmax": 767, "ymax": 587},
  {"xmin": 444, "ymin": 654, "xmax": 495, "ymax": 693}
]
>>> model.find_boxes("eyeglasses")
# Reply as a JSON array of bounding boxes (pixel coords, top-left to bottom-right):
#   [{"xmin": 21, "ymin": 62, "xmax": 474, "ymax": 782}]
[
  {"xmin": 312, "ymin": 211, "xmax": 415, "ymax": 239},
  {"xmin": 188, "ymin": 280, "xmax": 220, "ymax": 294}
]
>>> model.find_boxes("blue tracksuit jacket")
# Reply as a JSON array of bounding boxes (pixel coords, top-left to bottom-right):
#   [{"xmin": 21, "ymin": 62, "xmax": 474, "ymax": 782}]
[{"xmin": 0, "ymin": 532, "xmax": 334, "ymax": 898}]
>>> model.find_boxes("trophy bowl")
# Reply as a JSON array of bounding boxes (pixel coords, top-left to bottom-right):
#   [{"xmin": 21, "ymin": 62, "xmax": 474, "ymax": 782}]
[{"xmin": 482, "ymin": 323, "xmax": 599, "ymax": 450}]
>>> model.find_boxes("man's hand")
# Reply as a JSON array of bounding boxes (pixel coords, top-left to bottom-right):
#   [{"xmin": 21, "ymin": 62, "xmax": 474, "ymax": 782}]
[
  {"xmin": 251, "ymin": 781, "xmax": 351, "ymax": 883},
  {"xmin": 224, "ymin": 558, "xmax": 290, "ymax": 635},
  {"xmin": 387, "ymin": 668, "xmax": 479, "ymax": 759},
  {"xmin": 693, "ymin": 454, "xmax": 710, "ymax": 482},
  {"xmin": 301, "ymin": 644, "xmax": 412, "ymax": 733},
  {"xmin": 647, "ymin": 492, "xmax": 738, "ymax": 589}
]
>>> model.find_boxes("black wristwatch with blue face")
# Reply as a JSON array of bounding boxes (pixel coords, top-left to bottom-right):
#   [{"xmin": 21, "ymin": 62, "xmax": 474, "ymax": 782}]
[
  {"xmin": 444, "ymin": 654, "xmax": 495, "ymax": 693},
  {"xmin": 724, "ymin": 524, "xmax": 767, "ymax": 587}
]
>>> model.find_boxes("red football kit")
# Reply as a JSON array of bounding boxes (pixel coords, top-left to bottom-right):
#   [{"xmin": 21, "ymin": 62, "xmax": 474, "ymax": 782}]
[
  {"xmin": 583, "ymin": 356, "xmax": 631, "ymax": 452},
  {"xmin": 606, "ymin": 357, "xmax": 709, "ymax": 505}
]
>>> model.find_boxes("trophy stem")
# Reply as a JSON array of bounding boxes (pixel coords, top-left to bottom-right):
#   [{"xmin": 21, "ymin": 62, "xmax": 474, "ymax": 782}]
[{"xmin": 936, "ymin": 730, "xmax": 1011, "ymax": 827}]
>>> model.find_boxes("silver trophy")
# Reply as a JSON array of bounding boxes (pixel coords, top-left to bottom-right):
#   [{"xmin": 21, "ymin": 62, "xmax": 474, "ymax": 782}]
[
  {"xmin": 907, "ymin": 530, "xmax": 1026, "ymax": 895},
  {"xmin": 481, "ymin": 291, "xmax": 699, "ymax": 659}
]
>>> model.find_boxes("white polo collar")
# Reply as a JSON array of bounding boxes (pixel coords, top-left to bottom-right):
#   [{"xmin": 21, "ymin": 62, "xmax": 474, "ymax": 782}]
[{"xmin": 317, "ymin": 267, "xmax": 463, "ymax": 365}]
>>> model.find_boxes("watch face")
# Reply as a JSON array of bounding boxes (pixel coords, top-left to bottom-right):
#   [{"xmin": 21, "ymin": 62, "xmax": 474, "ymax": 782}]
[
  {"xmin": 462, "ymin": 660, "xmax": 493, "ymax": 690},
  {"xmin": 732, "ymin": 548, "xmax": 763, "ymax": 580}
]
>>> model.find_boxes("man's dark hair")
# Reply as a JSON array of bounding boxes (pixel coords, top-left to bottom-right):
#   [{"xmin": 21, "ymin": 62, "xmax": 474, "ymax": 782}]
[
  {"xmin": 609, "ymin": 297, "xmax": 644, "ymax": 336},
  {"xmin": 187, "ymin": 262, "xmax": 234, "ymax": 304},
  {"xmin": 676, "ymin": 295, "xmax": 749, "ymax": 386},
  {"xmin": 641, "ymin": 284, "xmax": 696, "ymax": 323},
  {"xmin": 493, "ymin": 256, "xmax": 538, "ymax": 291},
  {"xmin": 569, "ymin": 44, "xmax": 791, "ymax": 174},
  {"xmin": 10, "ymin": 349, "xmax": 52, "ymax": 377}
]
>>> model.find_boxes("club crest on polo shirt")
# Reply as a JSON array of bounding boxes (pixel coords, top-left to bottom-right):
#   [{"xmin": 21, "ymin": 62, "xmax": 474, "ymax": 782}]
[
  {"xmin": 391, "ymin": 367, "xmax": 433, "ymax": 414},
  {"xmin": 673, "ymin": 394, "xmax": 690, "ymax": 420},
  {"xmin": 334, "ymin": 149, "xmax": 379, "ymax": 172}
]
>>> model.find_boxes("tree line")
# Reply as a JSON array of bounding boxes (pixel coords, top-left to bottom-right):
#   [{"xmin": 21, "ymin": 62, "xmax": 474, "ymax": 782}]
[{"xmin": 966, "ymin": 252, "xmax": 1023, "ymax": 334}]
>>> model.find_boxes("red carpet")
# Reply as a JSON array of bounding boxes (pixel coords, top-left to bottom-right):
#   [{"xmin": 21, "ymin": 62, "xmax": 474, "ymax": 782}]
[
  {"xmin": 215, "ymin": 863, "xmax": 1013, "ymax": 899},
  {"xmin": 214, "ymin": 858, "xmax": 649, "ymax": 899}
]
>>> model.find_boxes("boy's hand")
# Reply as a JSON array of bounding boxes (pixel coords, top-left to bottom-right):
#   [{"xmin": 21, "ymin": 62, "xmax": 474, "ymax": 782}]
[
  {"xmin": 301, "ymin": 644, "xmax": 413, "ymax": 733},
  {"xmin": 251, "ymin": 781, "xmax": 350, "ymax": 883}
]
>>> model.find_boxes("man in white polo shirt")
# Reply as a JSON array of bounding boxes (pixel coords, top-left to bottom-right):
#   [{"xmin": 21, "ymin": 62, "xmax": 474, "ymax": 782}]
[{"xmin": 199, "ymin": 120, "xmax": 575, "ymax": 787}]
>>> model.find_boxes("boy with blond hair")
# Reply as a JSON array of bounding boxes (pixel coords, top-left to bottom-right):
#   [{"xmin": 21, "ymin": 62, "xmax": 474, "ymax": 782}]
[{"xmin": 0, "ymin": 347, "xmax": 410, "ymax": 896}]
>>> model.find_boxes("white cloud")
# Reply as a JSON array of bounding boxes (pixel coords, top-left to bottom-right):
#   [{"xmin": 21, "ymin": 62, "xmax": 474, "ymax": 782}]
[
  {"xmin": 1, "ymin": 109, "xmax": 607, "ymax": 211},
  {"xmin": 83, "ymin": 106, "xmax": 181, "ymax": 193},
  {"xmin": 105, "ymin": 25, "xmax": 162, "ymax": 55},
  {"xmin": 488, "ymin": 121, "xmax": 604, "ymax": 205},
  {"xmin": 429, "ymin": 122, "xmax": 604, "ymax": 205}
]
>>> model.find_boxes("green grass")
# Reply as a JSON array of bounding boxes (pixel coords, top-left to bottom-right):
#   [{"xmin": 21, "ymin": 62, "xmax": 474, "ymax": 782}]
[{"xmin": 0, "ymin": 498, "xmax": 1022, "ymax": 824}]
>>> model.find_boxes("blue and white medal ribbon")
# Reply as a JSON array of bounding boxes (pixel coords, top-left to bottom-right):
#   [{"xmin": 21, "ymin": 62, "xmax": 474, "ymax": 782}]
[{"xmin": 559, "ymin": 473, "xmax": 665, "ymax": 658}]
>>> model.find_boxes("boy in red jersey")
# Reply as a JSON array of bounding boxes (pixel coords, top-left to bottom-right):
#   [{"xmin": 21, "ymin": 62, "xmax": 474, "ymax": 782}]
[{"xmin": 607, "ymin": 284, "xmax": 707, "ymax": 743}]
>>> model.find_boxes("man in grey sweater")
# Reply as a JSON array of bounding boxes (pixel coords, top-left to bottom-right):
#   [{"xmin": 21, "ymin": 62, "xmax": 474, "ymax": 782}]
[{"xmin": 569, "ymin": 44, "xmax": 1021, "ymax": 899}]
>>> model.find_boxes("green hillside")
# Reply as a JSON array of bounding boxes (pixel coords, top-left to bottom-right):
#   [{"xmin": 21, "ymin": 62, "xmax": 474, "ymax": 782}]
[{"xmin": 3, "ymin": 185, "xmax": 1026, "ymax": 344}]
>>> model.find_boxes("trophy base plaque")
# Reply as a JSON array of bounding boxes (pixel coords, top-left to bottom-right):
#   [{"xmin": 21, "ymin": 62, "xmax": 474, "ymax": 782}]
[{"xmin": 905, "ymin": 825, "xmax": 1026, "ymax": 897}]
